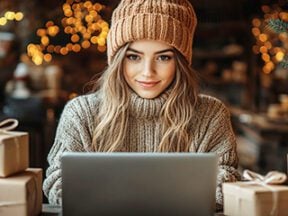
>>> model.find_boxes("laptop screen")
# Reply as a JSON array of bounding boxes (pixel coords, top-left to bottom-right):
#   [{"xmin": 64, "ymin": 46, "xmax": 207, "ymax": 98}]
[{"xmin": 62, "ymin": 152, "xmax": 218, "ymax": 216}]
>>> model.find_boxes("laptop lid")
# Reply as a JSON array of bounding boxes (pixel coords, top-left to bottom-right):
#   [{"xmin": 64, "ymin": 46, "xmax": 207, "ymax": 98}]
[{"xmin": 62, "ymin": 152, "xmax": 218, "ymax": 216}]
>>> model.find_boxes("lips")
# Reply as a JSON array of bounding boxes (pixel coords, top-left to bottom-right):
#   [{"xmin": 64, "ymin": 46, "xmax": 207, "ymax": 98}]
[{"xmin": 136, "ymin": 80, "xmax": 160, "ymax": 88}]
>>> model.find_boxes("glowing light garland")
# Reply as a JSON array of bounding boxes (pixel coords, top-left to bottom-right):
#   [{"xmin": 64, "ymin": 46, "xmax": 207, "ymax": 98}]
[
  {"xmin": 27, "ymin": 0, "xmax": 109, "ymax": 65},
  {"xmin": 251, "ymin": 4, "xmax": 288, "ymax": 74},
  {"xmin": 0, "ymin": 11, "xmax": 24, "ymax": 26}
]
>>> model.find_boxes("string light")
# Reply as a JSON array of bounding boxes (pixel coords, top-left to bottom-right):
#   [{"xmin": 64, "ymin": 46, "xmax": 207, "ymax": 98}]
[
  {"xmin": 0, "ymin": 11, "xmax": 24, "ymax": 26},
  {"xmin": 27, "ymin": 1, "xmax": 109, "ymax": 65},
  {"xmin": 252, "ymin": 4, "xmax": 288, "ymax": 74}
]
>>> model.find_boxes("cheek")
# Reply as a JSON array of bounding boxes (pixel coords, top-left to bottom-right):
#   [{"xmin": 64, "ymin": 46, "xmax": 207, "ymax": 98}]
[
  {"xmin": 123, "ymin": 62, "xmax": 132, "ymax": 81},
  {"xmin": 167, "ymin": 73, "xmax": 176, "ymax": 86},
  {"xmin": 123, "ymin": 72, "xmax": 131, "ymax": 89},
  {"xmin": 163, "ymin": 65, "xmax": 176, "ymax": 82},
  {"xmin": 123, "ymin": 62, "xmax": 136, "ymax": 78},
  {"xmin": 123, "ymin": 63, "xmax": 139, "ymax": 87}
]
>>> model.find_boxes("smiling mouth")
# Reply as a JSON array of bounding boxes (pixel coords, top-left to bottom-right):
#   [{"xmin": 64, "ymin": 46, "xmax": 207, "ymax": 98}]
[{"xmin": 136, "ymin": 80, "xmax": 160, "ymax": 88}]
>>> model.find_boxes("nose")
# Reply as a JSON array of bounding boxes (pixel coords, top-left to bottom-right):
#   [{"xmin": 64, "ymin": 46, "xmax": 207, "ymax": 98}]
[{"xmin": 142, "ymin": 58, "xmax": 155, "ymax": 77}]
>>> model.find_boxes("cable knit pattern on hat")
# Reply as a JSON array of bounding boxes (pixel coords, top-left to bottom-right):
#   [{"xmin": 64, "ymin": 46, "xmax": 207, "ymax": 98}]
[
  {"xmin": 107, "ymin": 0, "xmax": 197, "ymax": 65},
  {"xmin": 43, "ymin": 91, "xmax": 240, "ymax": 210}
]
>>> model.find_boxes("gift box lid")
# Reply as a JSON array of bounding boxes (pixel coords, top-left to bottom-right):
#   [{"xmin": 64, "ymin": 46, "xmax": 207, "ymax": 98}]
[
  {"xmin": 0, "ymin": 131, "xmax": 28, "ymax": 142},
  {"xmin": 223, "ymin": 181, "xmax": 288, "ymax": 202}
]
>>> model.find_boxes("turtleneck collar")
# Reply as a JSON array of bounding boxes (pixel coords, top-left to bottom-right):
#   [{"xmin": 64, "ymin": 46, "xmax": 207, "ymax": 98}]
[{"xmin": 129, "ymin": 91, "xmax": 169, "ymax": 119}]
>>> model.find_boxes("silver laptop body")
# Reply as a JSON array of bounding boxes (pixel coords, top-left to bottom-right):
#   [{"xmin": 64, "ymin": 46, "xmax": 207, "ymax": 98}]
[{"xmin": 62, "ymin": 152, "xmax": 218, "ymax": 216}]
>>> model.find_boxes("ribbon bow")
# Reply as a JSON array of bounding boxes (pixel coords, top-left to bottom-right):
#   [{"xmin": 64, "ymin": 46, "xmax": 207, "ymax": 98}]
[
  {"xmin": 0, "ymin": 119, "xmax": 19, "ymax": 132},
  {"xmin": 243, "ymin": 170, "xmax": 287, "ymax": 185},
  {"xmin": 242, "ymin": 169, "xmax": 287, "ymax": 216}
]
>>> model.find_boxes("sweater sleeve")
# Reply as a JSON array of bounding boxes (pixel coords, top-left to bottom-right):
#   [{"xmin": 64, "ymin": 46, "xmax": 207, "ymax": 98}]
[
  {"xmin": 42, "ymin": 97, "xmax": 93, "ymax": 205},
  {"xmin": 211, "ymin": 105, "xmax": 240, "ymax": 210},
  {"xmin": 195, "ymin": 97, "xmax": 241, "ymax": 211}
]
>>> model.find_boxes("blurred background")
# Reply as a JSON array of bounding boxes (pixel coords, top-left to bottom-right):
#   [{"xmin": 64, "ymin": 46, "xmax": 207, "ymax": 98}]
[{"xmin": 0, "ymin": 0, "xmax": 287, "ymax": 179}]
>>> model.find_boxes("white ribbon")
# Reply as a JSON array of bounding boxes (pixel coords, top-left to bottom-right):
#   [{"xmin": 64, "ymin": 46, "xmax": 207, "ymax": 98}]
[
  {"xmin": 242, "ymin": 169, "xmax": 287, "ymax": 216},
  {"xmin": 0, "ymin": 119, "xmax": 19, "ymax": 133},
  {"xmin": 243, "ymin": 170, "xmax": 287, "ymax": 185}
]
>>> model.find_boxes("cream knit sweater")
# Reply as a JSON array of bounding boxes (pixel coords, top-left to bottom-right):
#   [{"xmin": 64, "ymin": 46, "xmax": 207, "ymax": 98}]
[{"xmin": 43, "ymin": 91, "xmax": 240, "ymax": 209}]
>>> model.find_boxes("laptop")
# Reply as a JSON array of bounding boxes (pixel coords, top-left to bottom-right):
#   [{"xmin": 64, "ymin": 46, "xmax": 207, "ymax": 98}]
[{"xmin": 61, "ymin": 152, "xmax": 218, "ymax": 216}]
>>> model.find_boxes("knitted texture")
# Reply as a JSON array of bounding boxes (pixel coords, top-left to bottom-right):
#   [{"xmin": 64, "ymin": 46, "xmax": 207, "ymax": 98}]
[
  {"xmin": 107, "ymin": 0, "xmax": 197, "ymax": 65},
  {"xmin": 43, "ymin": 92, "xmax": 240, "ymax": 210}
]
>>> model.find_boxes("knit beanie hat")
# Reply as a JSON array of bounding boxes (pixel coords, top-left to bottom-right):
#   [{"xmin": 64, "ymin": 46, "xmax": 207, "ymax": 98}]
[{"xmin": 107, "ymin": 0, "xmax": 197, "ymax": 65}]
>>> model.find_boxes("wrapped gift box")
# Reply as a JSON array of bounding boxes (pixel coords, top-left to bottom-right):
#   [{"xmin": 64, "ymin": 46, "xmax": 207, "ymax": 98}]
[
  {"xmin": 223, "ymin": 181, "xmax": 288, "ymax": 216},
  {"xmin": 0, "ymin": 131, "xmax": 29, "ymax": 177},
  {"xmin": 0, "ymin": 168, "xmax": 42, "ymax": 216}
]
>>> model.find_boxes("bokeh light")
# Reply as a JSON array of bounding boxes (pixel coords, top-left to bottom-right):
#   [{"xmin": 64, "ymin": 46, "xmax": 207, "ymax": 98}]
[
  {"xmin": 252, "ymin": 4, "xmax": 288, "ymax": 74},
  {"xmin": 27, "ymin": 0, "xmax": 109, "ymax": 65}
]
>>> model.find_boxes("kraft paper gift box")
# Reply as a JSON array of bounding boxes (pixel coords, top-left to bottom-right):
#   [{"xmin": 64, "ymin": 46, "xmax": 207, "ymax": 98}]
[
  {"xmin": 0, "ymin": 129, "xmax": 29, "ymax": 177},
  {"xmin": 223, "ymin": 181, "xmax": 288, "ymax": 216},
  {"xmin": 0, "ymin": 168, "xmax": 42, "ymax": 216}
]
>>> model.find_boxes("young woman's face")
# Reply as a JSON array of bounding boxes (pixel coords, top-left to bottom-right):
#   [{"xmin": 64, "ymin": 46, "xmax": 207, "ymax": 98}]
[{"xmin": 123, "ymin": 40, "xmax": 176, "ymax": 99}]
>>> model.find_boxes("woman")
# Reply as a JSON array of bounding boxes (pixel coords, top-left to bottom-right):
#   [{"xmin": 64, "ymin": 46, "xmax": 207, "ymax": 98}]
[{"xmin": 43, "ymin": 0, "xmax": 240, "ymax": 210}]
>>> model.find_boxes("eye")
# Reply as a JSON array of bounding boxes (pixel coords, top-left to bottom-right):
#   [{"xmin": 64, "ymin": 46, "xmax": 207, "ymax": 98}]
[
  {"xmin": 157, "ymin": 55, "xmax": 173, "ymax": 61},
  {"xmin": 126, "ymin": 54, "xmax": 140, "ymax": 61}
]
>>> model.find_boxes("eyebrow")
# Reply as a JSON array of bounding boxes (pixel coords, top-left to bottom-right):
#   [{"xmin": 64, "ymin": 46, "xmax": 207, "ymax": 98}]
[{"xmin": 127, "ymin": 48, "xmax": 174, "ymax": 54}]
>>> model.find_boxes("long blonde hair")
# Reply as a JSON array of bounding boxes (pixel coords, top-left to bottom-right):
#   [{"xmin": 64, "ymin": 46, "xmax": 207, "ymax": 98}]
[{"xmin": 91, "ymin": 43, "xmax": 199, "ymax": 152}]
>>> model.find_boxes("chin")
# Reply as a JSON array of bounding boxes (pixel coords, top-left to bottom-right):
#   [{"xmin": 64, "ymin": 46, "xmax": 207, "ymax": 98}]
[{"xmin": 137, "ymin": 92, "xmax": 161, "ymax": 99}]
